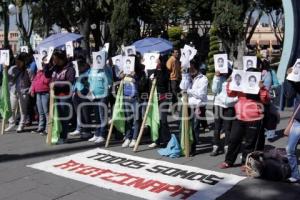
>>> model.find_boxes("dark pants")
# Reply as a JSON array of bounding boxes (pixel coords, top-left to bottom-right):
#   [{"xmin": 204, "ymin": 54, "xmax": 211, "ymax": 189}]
[
  {"xmin": 155, "ymin": 99, "xmax": 171, "ymax": 145},
  {"xmin": 225, "ymin": 119, "xmax": 264, "ymax": 165},
  {"xmin": 94, "ymin": 98, "xmax": 108, "ymax": 138},
  {"xmin": 213, "ymin": 106, "xmax": 235, "ymax": 148},
  {"xmin": 57, "ymin": 97, "xmax": 73, "ymax": 140},
  {"xmin": 193, "ymin": 106, "xmax": 208, "ymax": 137},
  {"xmin": 170, "ymin": 80, "xmax": 180, "ymax": 105},
  {"xmin": 124, "ymin": 97, "xmax": 139, "ymax": 140},
  {"xmin": 72, "ymin": 94, "xmax": 92, "ymax": 133}
]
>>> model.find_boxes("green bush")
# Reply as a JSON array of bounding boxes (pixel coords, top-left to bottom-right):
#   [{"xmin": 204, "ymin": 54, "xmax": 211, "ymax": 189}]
[
  {"xmin": 208, "ymin": 25, "xmax": 220, "ymax": 73},
  {"xmin": 168, "ymin": 26, "xmax": 183, "ymax": 41}
]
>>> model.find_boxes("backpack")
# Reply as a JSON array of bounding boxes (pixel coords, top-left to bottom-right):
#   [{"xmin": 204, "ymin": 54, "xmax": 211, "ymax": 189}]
[{"xmin": 245, "ymin": 149, "xmax": 291, "ymax": 181}]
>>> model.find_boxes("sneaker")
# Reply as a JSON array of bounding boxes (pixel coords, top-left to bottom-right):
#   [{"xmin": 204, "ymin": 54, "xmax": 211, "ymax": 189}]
[
  {"xmin": 56, "ymin": 139, "xmax": 65, "ymax": 145},
  {"xmin": 69, "ymin": 130, "xmax": 81, "ymax": 136},
  {"xmin": 148, "ymin": 143, "xmax": 158, "ymax": 148},
  {"xmin": 287, "ymin": 177, "xmax": 299, "ymax": 183},
  {"xmin": 17, "ymin": 126, "xmax": 24, "ymax": 133},
  {"xmin": 31, "ymin": 129, "xmax": 43, "ymax": 134},
  {"xmin": 122, "ymin": 139, "xmax": 131, "ymax": 148},
  {"xmin": 88, "ymin": 135, "xmax": 98, "ymax": 142},
  {"xmin": 129, "ymin": 140, "xmax": 136, "ymax": 148},
  {"xmin": 95, "ymin": 136, "xmax": 105, "ymax": 144},
  {"xmin": 218, "ymin": 162, "xmax": 231, "ymax": 169},
  {"xmin": 5, "ymin": 124, "xmax": 15, "ymax": 132},
  {"xmin": 210, "ymin": 145, "xmax": 219, "ymax": 157}
]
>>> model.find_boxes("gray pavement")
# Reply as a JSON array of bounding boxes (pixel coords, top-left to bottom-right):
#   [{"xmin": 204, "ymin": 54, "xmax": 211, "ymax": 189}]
[{"xmin": 0, "ymin": 108, "xmax": 300, "ymax": 200}]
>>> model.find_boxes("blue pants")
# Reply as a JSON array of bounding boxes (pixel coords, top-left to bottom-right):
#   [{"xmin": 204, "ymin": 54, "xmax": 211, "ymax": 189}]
[
  {"xmin": 94, "ymin": 98, "xmax": 108, "ymax": 138},
  {"xmin": 124, "ymin": 97, "xmax": 139, "ymax": 140},
  {"xmin": 36, "ymin": 93, "xmax": 49, "ymax": 131},
  {"xmin": 286, "ymin": 120, "xmax": 300, "ymax": 180}
]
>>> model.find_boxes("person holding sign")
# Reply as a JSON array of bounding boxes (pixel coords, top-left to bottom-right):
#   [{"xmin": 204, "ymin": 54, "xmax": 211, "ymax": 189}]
[
  {"xmin": 211, "ymin": 67, "xmax": 238, "ymax": 156},
  {"xmin": 30, "ymin": 56, "xmax": 51, "ymax": 134},
  {"xmin": 5, "ymin": 53, "xmax": 31, "ymax": 133},
  {"xmin": 44, "ymin": 50, "xmax": 76, "ymax": 144},
  {"xmin": 219, "ymin": 68, "xmax": 270, "ymax": 169},
  {"xmin": 87, "ymin": 52, "xmax": 113, "ymax": 144},
  {"xmin": 122, "ymin": 56, "xmax": 148, "ymax": 148}
]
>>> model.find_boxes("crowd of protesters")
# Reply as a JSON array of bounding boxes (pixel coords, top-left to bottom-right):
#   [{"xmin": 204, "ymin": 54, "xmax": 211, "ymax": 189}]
[{"xmin": 2, "ymin": 40, "xmax": 300, "ymax": 184}]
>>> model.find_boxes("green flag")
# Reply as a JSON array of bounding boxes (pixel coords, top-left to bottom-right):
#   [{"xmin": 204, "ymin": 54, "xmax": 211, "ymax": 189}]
[
  {"xmin": 51, "ymin": 102, "xmax": 62, "ymax": 144},
  {"xmin": 112, "ymin": 81, "xmax": 125, "ymax": 134},
  {"xmin": 146, "ymin": 87, "xmax": 160, "ymax": 142},
  {"xmin": 180, "ymin": 98, "xmax": 194, "ymax": 156},
  {"xmin": 0, "ymin": 68, "xmax": 12, "ymax": 120}
]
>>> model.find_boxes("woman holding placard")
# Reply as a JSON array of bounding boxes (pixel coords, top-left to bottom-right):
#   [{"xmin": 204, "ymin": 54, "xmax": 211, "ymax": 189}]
[{"xmin": 219, "ymin": 68, "xmax": 270, "ymax": 169}]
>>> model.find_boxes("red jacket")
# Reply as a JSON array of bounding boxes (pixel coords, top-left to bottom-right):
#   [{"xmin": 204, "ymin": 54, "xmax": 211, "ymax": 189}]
[
  {"xmin": 226, "ymin": 83, "xmax": 270, "ymax": 122},
  {"xmin": 31, "ymin": 71, "xmax": 51, "ymax": 94}
]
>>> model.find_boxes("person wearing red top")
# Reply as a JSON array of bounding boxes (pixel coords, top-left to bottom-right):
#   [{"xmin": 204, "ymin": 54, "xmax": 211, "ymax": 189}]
[
  {"xmin": 30, "ymin": 59, "xmax": 51, "ymax": 134},
  {"xmin": 219, "ymin": 68, "xmax": 270, "ymax": 169}
]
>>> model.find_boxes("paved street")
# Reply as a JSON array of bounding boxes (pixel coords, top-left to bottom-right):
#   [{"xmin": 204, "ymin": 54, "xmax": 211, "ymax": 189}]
[{"xmin": 0, "ymin": 107, "xmax": 300, "ymax": 200}]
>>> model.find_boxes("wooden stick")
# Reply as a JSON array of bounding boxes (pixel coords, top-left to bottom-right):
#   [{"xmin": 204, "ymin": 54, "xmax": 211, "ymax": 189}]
[
  {"xmin": 105, "ymin": 81, "xmax": 124, "ymax": 148},
  {"xmin": 47, "ymin": 85, "xmax": 55, "ymax": 145},
  {"xmin": 1, "ymin": 119, "xmax": 6, "ymax": 135},
  {"xmin": 133, "ymin": 79, "xmax": 157, "ymax": 152},
  {"xmin": 183, "ymin": 93, "xmax": 190, "ymax": 158}
]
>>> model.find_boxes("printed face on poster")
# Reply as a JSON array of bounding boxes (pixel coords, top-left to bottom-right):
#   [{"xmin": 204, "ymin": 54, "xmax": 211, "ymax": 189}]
[
  {"xmin": 143, "ymin": 53, "xmax": 159, "ymax": 70},
  {"xmin": 33, "ymin": 54, "xmax": 43, "ymax": 70},
  {"xmin": 287, "ymin": 59, "xmax": 300, "ymax": 82},
  {"xmin": 112, "ymin": 55, "xmax": 123, "ymax": 75},
  {"xmin": 230, "ymin": 70, "xmax": 261, "ymax": 94},
  {"xmin": 66, "ymin": 41, "xmax": 74, "ymax": 58},
  {"xmin": 124, "ymin": 46, "xmax": 136, "ymax": 56},
  {"xmin": 243, "ymin": 56, "xmax": 257, "ymax": 71},
  {"xmin": 40, "ymin": 48, "xmax": 48, "ymax": 58},
  {"xmin": 93, "ymin": 51, "xmax": 106, "ymax": 69},
  {"xmin": 46, "ymin": 47, "xmax": 54, "ymax": 64},
  {"xmin": 182, "ymin": 45, "xmax": 197, "ymax": 61},
  {"xmin": 123, "ymin": 56, "xmax": 135, "ymax": 75},
  {"xmin": 0, "ymin": 50, "xmax": 10, "ymax": 66},
  {"xmin": 20, "ymin": 46, "xmax": 29, "ymax": 53},
  {"xmin": 214, "ymin": 54, "xmax": 228, "ymax": 74},
  {"xmin": 72, "ymin": 61, "xmax": 80, "ymax": 78}
]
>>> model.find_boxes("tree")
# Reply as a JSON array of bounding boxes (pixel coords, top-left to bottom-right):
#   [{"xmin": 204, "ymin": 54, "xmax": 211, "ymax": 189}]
[{"xmin": 208, "ymin": 25, "xmax": 220, "ymax": 72}]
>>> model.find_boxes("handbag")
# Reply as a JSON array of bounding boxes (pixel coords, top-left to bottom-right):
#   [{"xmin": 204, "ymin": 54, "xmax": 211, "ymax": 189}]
[{"xmin": 284, "ymin": 104, "xmax": 300, "ymax": 136}]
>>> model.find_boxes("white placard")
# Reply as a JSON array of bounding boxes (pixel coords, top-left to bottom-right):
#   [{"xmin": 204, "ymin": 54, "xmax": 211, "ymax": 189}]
[
  {"xmin": 20, "ymin": 46, "xmax": 29, "ymax": 53},
  {"xmin": 123, "ymin": 56, "xmax": 135, "ymax": 75},
  {"xmin": 230, "ymin": 70, "xmax": 261, "ymax": 94},
  {"xmin": 214, "ymin": 54, "xmax": 228, "ymax": 74},
  {"xmin": 245, "ymin": 72, "xmax": 261, "ymax": 94},
  {"xmin": 103, "ymin": 43, "xmax": 110, "ymax": 53},
  {"xmin": 112, "ymin": 55, "xmax": 123, "ymax": 74},
  {"xmin": 243, "ymin": 56, "xmax": 257, "ymax": 71},
  {"xmin": 287, "ymin": 59, "xmax": 300, "ymax": 82},
  {"xmin": 66, "ymin": 41, "xmax": 74, "ymax": 58},
  {"xmin": 39, "ymin": 48, "xmax": 48, "ymax": 58},
  {"xmin": 0, "ymin": 50, "xmax": 10, "ymax": 66},
  {"xmin": 182, "ymin": 45, "xmax": 197, "ymax": 61},
  {"xmin": 72, "ymin": 61, "xmax": 80, "ymax": 78},
  {"xmin": 92, "ymin": 51, "xmax": 106, "ymax": 69},
  {"xmin": 28, "ymin": 149, "xmax": 245, "ymax": 200},
  {"xmin": 230, "ymin": 70, "xmax": 244, "ymax": 92},
  {"xmin": 124, "ymin": 46, "xmax": 136, "ymax": 56},
  {"xmin": 33, "ymin": 54, "xmax": 43, "ymax": 70},
  {"xmin": 143, "ymin": 53, "xmax": 160, "ymax": 70},
  {"xmin": 46, "ymin": 47, "xmax": 55, "ymax": 64}
]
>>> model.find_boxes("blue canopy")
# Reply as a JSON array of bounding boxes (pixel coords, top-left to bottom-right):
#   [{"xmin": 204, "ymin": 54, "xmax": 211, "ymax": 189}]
[
  {"xmin": 132, "ymin": 37, "xmax": 173, "ymax": 55},
  {"xmin": 36, "ymin": 33, "xmax": 83, "ymax": 51}
]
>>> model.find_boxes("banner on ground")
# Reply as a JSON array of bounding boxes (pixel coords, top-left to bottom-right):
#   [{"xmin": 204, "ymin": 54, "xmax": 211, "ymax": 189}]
[{"xmin": 28, "ymin": 149, "xmax": 245, "ymax": 200}]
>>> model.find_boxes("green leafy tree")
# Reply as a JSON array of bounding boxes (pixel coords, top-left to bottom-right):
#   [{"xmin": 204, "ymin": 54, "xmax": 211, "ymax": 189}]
[{"xmin": 208, "ymin": 25, "xmax": 219, "ymax": 72}]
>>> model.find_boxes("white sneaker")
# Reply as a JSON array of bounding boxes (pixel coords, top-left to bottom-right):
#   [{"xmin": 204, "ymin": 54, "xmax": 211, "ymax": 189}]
[
  {"xmin": 69, "ymin": 130, "xmax": 81, "ymax": 136},
  {"xmin": 148, "ymin": 143, "xmax": 158, "ymax": 148},
  {"xmin": 129, "ymin": 140, "xmax": 136, "ymax": 148},
  {"xmin": 5, "ymin": 124, "xmax": 15, "ymax": 132},
  {"xmin": 95, "ymin": 136, "xmax": 105, "ymax": 144},
  {"xmin": 17, "ymin": 126, "xmax": 24, "ymax": 133},
  {"xmin": 122, "ymin": 139, "xmax": 131, "ymax": 148},
  {"xmin": 88, "ymin": 136, "xmax": 98, "ymax": 142}
]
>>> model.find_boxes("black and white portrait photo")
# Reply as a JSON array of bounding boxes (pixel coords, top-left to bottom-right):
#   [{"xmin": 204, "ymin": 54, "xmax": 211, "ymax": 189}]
[
  {"xmin": 65, "ymin": 41, "xmax": 74, "ymax": 58},
  {"xmin": 20, "ymin": 46, "xmax": 29, "ymax": 53},
  {"xmin": 0, "ymin": 50, "xmax": 10, "ymax": 66},
  {"xmin": 287, "ymin": 59, "xmax": 300, "ymax": 82},
  {"xmin": 245, "ymin": 72, "xmax": 261, "ymax": 94},
  {"xmin": 230, "ymin": 70, "xmax": 244, "ymax": 92},
  {"xmin": 243, "ymin": 56, "xmax": 257, "ymax": 71},
  {"xmin": 214, "ymin": 54, "xmax": 228, "ymax": 74},
  {"xmin": 93, "ymin": 51, "xmax": 106, "ymax": 69},
  {"xmin": 143, "ymin": 53, "xmax": 159, "ymax": 70},
  {"xmin": 112, "ymin": 55, "xmax": 123, "ymax": 76},
  {"xmin": 123, "ymin": 56, "xmax": 135, "ymax": 75},
  {"xmin": 124, "ymin": 46, "xmax": 136, "ymax": 56}
]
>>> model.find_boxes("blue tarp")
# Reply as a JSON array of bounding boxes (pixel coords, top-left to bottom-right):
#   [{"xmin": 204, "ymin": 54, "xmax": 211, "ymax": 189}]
[
  {"xmin": 36, "ymin": 33, "xmax": 83, "ymax": 51},
  {"xmin": 132, "ymin": 37, "xmax": 173, "ymax": 55}
]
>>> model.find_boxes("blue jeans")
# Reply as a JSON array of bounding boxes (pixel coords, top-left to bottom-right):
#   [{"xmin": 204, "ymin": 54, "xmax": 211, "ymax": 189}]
[
  {"xmin": 286, "ymin": 120, "xmax": 300, "ymax": 180},
  {"xmin": 94, "ymin": 98, "xmax": 108, "ymax": 138},
  {"xmin": 36, "ymin": 93, "xmax": 49, "ymax": 131},
  {"xmin": 124, "ymin": 97, "xmax": 139, "ymax": 140}
]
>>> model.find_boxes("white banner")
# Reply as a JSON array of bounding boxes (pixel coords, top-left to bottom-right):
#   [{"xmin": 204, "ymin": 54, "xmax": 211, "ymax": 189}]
[{"xmin": 28, "ymin": 149, "xmax": 245, "ymax": 200}]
